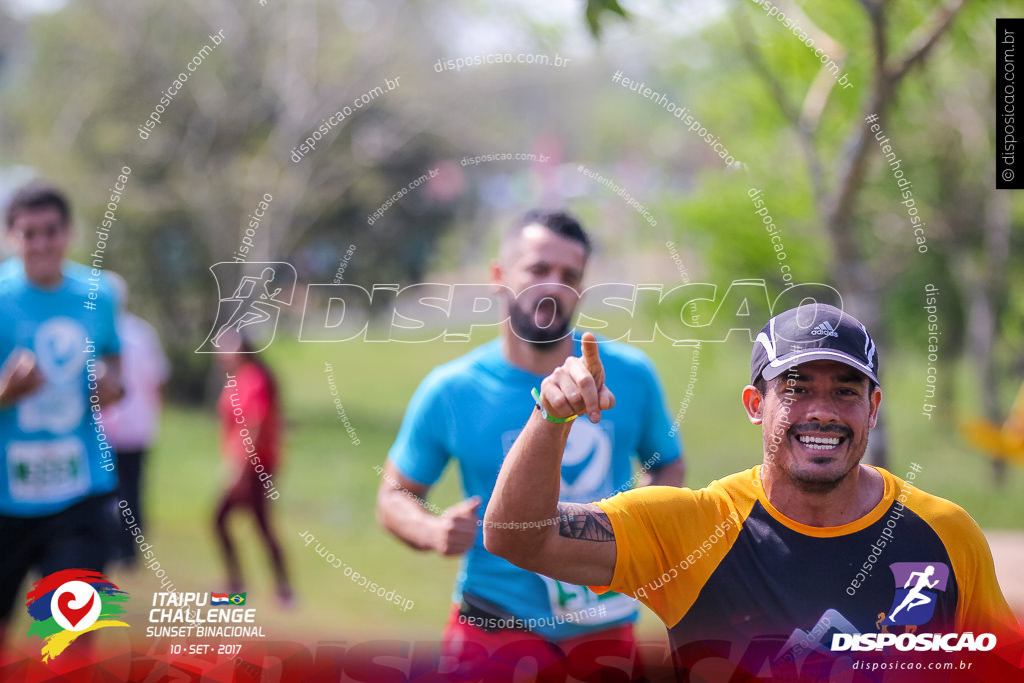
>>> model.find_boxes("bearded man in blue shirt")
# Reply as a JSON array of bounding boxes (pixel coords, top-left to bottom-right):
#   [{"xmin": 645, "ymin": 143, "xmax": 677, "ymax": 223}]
[{"xmin": 376, "ymin": 208, "xmax": 685, "ymax": 680}]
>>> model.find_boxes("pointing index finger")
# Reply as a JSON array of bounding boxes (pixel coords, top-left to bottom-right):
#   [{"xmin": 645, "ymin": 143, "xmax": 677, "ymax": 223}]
[{"xmin": 581, "ymin": 332, "xmax": 602, "ymax": 377}]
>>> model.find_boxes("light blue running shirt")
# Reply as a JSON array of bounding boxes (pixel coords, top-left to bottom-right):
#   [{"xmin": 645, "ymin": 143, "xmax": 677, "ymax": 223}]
[
  {"xmin": 0, "ymin": 260, "xmax": 121, "ymax": 517},
  {"xmin": 389, "ymin": 335, "xmax": 682, "ymax": 640}
]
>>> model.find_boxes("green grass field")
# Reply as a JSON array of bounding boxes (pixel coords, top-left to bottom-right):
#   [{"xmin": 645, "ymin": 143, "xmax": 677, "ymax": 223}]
[{"xmin": 7, "ymin": 331, "xmax": 1023, "ymax": 651}]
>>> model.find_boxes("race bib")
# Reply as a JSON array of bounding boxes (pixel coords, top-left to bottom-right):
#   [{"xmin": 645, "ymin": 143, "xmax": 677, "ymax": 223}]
[
  {"xmin": 540, "ymin": 575, "xmax": 637, "ymax": 627},
  {"xmin": 7, "ymin": 437, "xmax": 89, "ymax": 503}
]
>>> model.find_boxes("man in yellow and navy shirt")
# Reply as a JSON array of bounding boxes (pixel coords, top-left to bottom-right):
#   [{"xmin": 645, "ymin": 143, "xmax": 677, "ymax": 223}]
[{"xmin": 485, "ymin": 303, "xmax": 1022, "ymax": 680}]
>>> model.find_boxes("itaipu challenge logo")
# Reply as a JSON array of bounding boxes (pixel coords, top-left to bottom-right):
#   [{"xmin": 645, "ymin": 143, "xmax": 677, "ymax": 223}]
[{"xmin": 25, "ymin": 569, "xmax": 129, "ymax": 661}]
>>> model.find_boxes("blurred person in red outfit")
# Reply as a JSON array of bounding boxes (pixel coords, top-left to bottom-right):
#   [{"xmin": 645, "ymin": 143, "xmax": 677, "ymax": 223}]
[{"xmin": 213, "ymin": 330, "xmax": 292, "ymax": 605}]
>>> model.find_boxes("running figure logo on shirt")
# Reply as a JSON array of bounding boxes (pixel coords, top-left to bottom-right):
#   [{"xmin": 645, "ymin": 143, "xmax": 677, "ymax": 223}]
[
  {"xmin": 197, "ymin": 263, "xmax": 296, "ymax": 353},
  {"xmin": 883, "ymin": 562, "xmax": 950, "ymax": 626}
]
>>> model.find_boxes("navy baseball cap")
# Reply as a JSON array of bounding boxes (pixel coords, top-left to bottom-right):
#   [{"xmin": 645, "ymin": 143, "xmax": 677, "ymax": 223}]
[{"xmin": 750, "ymin": 303, "xmax": 880, "ymax": 386}]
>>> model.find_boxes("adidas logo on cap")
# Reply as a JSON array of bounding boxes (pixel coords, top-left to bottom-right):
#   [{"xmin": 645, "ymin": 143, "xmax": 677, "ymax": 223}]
[
  {"xmin": 751, "ymin": 303, "xmax": 881, "ymax": 386},
  {"xmin": 810, "ymin": 321, "xmax": 839, "ymax": 338}
]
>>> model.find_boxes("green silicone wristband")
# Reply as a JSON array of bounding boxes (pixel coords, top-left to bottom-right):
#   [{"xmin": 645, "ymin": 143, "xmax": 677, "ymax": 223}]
[{"xmin": 531, "ymin": 387, "xmax": 577, "ymax": 424}]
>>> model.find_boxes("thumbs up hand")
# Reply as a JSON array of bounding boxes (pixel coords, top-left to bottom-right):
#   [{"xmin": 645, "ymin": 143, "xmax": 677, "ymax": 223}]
[{"xmin": 538, "ymin": 332, "xmax": 615, "ymax": 423}]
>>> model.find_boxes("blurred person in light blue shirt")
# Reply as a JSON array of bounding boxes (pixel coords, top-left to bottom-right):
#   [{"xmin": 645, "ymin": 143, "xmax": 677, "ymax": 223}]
[
  {"xmin": 376, "ymin": 209, "xmax": 685, "ymax": 680},
  {"xmin": 0, "ymin": 182, "xmax": 123, "ymax": 649}
]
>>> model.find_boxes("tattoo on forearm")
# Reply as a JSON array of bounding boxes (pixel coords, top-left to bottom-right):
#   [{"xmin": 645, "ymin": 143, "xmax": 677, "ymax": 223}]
[{"xmin": 557, "ymin": 503, "xmax": 615, "ymax": 542}]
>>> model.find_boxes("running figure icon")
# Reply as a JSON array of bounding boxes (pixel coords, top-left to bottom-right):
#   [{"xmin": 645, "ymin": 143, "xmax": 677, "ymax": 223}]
[
  {"xmin": 197, "ymin": 262, "xmax": 297, "ymax": 354},
  {"xmin": 211, "ymin": 268, "xmax": 283, "ymax": 348},
  {"xmin": 888, "ymin": 565, "xmax": 939, "ymax": 621}
]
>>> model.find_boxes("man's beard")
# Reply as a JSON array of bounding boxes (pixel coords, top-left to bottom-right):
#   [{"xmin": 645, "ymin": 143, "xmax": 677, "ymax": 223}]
[
  {"xmin": 508, "ymin": 297, "xmax": 574, "ymax": 348},
  {"xmin": 777, "ymin": 462, "xmax": 853, "ymax": 494},
  {"xmin": 771, "ymin": 424, "xmax": 862, "ymax": 495}
]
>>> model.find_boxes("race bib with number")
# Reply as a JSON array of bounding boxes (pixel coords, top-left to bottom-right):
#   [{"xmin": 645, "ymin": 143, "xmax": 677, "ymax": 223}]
[
  {"xmin": 7, "ymin": 437, "xmax": 89, "ymax": 503},
  {"xmin": 541, "ymin": 575, "xmax": 637, "ymax": 627}
]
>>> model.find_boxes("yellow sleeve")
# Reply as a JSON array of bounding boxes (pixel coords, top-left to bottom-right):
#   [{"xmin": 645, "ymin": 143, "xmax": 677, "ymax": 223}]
[
  {"xmin": 905, "ymin": 489, "xmax": 1021, "ymax": 640},
  {"xmin": 589, "ymin": 480, "xmax": 752, "ymax": 628}
]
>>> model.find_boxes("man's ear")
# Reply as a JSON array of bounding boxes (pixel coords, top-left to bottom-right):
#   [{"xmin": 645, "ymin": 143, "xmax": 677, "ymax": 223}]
[
  {"xmin": 742, "ymin": 385, "xmax": 764, "ymax": 425},
  {"xmin": 489, "ymin": 259, "xmax": 503, "ymax": 292},
  {"xmin": 868, "ymin": 386, "xmax": 882, "ymax": 429}
]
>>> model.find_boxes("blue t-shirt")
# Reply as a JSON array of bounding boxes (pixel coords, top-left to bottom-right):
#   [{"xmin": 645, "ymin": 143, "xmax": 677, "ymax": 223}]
[
  {"xmin": 0, "ymin": 261, "xmax": 121, "ymax": 517},
  {"xmin": 388, "ymin": 336, "xmax": 682, "ymax": 639}
]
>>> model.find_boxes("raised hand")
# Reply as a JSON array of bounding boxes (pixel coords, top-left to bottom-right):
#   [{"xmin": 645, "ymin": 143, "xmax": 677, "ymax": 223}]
[{"xmin": 539, "ymin": 332, "xmax": 615, "ymax": 423}]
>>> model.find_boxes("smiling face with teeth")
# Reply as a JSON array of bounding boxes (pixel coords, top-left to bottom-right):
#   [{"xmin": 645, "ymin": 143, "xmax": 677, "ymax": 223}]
[{"xmin": 743, "ymin": 360, "xmax": 882, "ymax": 496}]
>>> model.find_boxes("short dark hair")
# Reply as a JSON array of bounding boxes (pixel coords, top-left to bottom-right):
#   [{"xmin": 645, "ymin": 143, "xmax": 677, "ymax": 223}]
[
  {"xmin": 5, "ymin": 182, "xmax": 71, "ymax": 230},
  {"xmin": 508, "ymin": 209, "xmax": 592, "ymax": 258}
]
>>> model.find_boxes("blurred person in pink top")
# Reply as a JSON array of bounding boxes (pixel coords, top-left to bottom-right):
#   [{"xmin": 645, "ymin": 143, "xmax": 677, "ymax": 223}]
[{"xmin": 214, "ymin": 330, "xmax": 292, "ymax": 605}]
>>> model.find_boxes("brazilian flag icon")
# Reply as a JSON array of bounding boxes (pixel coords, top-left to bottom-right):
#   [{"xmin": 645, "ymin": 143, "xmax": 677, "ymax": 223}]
[{"xmin": 229, "ymin": 593, "xmax": 246, "ymax": 605}]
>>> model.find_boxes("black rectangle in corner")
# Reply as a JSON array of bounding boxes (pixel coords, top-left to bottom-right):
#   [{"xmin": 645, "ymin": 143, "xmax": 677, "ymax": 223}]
[{"xmin": 997, "ymin": 18, "xmax": 1024, "ymax": 189}]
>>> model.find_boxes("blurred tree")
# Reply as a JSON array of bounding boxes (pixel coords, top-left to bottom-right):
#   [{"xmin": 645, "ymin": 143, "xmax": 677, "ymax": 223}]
[
  {"xmin": 896, "ymin": 3, "xmax": 1024, "ymax": 485},
  {"xmin": 585, "ymin": 0, "xmax": 1024, "ymax": 475},
  {"xmin": 730, "ymin": 0, "xmax": 968, "ymax": 469},
  {"xmin": 0, "ymin": 0, "xmax": 463, "ymax": 400}
]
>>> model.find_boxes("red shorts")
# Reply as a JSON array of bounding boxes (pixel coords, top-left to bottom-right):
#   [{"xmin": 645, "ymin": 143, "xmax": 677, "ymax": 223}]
[{"xmin": 440, "ymin": 603, "xmax": 643, "ymax": 681}]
